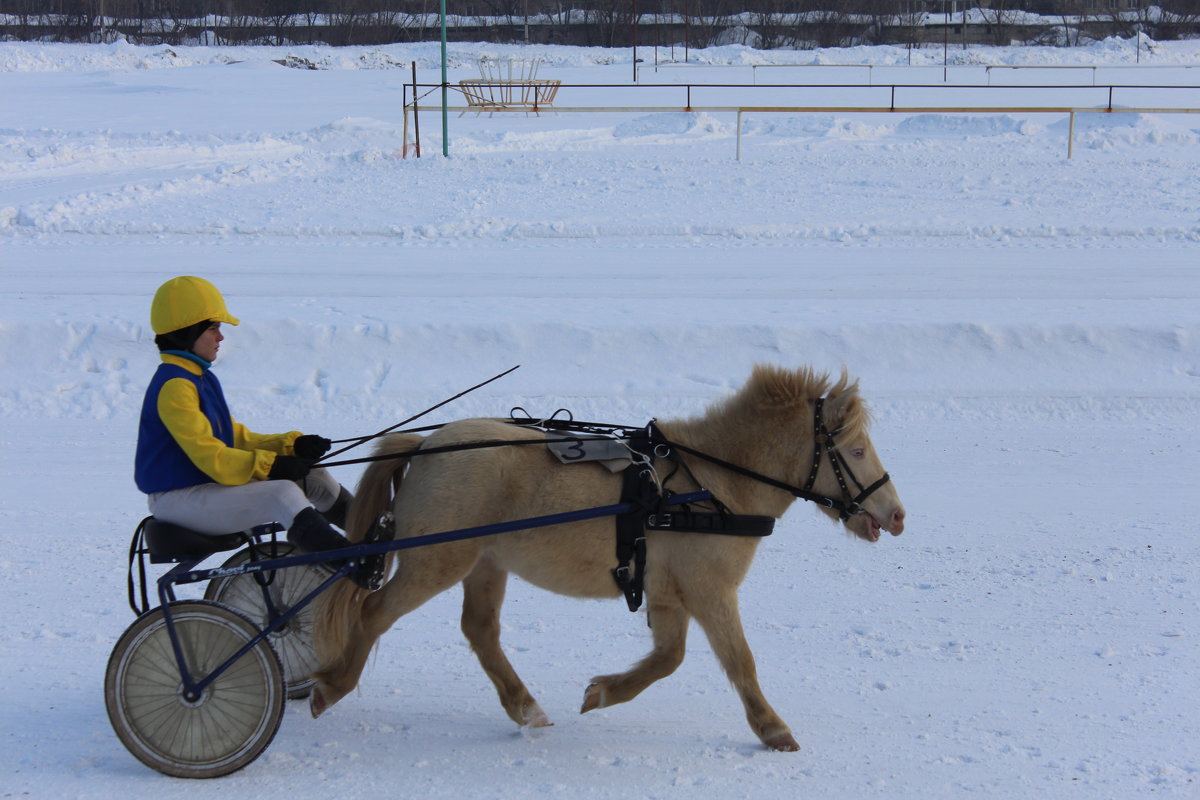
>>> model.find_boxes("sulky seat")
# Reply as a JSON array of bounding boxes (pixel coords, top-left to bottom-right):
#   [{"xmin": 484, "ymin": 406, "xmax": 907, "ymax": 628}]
[
  {"xmin": 142, "ymin": 517, "xmax": 253, "ymax": 564},
  {"xmin": 127, "ymin": 517, "xmax": 285, "ymax": 615}
]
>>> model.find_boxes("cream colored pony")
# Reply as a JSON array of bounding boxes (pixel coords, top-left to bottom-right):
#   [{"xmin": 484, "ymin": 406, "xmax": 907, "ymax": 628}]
[{"xmin": 311, "ymin": 365, "xmax": 905, "ymax": 751}]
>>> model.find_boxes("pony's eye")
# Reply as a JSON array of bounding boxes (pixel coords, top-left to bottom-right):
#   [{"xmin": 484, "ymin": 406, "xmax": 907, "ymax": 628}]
[{"xmin": 851, "ymin": 448, "xmax": 865, "ymax": 459}]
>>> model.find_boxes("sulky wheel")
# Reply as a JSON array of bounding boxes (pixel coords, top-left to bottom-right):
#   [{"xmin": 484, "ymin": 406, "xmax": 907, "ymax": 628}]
[
  {"xmin": 105, "ymin": 600, "xmax": 285, "ymax": 779},
  {"xmin": 204, "ymin": 542, "xmax": 324, "ymax": 699}
]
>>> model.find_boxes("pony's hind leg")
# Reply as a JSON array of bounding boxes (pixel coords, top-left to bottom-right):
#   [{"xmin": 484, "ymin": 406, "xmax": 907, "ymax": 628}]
[
  {"xmin": 311, "ymin": 540, "xmax": 482, "ymax": 717},
  {"xmin": 461, "ymin": 559, "xmax": 550, "ymax": 728},
  {"xmin": 580, "ymin": 600, "xmax": 690, "ymax": 713}
]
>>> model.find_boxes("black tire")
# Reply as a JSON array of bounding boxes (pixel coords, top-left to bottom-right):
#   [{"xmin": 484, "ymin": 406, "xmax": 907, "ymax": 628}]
[
  {"xmin": 204, "ymin": 542, "xmax": 324, "ymax": 699},
  {"xmin": 104, "ymin": 601, "xmax": 285, "ymax": 779}
]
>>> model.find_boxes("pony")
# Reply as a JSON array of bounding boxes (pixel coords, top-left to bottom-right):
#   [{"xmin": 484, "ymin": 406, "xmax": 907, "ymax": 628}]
[{"xmin": 310, "ymin": 365, "xmax": 905, "ymax": 751}]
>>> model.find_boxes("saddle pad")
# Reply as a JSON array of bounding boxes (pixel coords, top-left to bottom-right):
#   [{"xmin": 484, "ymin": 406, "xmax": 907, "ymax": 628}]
[{"xmin": 547, "ymin": 434, "xmax": 633, "ymax": 473}]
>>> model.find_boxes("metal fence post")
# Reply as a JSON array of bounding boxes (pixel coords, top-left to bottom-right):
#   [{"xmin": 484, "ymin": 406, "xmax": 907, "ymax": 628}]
[{"xmin": 736, "ymin": 109, "xmax": 743, "ymax": 161}]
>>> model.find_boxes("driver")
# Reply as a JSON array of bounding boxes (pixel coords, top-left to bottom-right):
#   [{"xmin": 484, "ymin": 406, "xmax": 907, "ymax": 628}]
[{"xmin": 134, "ymin": 275, "xmax": 380, "ymax": 589}]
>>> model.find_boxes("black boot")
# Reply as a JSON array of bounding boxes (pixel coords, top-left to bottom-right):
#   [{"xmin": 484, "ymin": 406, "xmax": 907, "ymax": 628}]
[
  {"xmin": 287, "ymin": 507, "xmax": 382, "ymax": 591},
  {"xmin": 288, "ymin": 506, "xmax": 350, "ymax": 552},
  {"xmin": 320, "ymin": 487, "xmax": 354, "ymax": 530}
]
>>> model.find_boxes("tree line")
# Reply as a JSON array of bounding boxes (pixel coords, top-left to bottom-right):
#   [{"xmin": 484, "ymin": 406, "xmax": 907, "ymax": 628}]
[{"xmin": 2, "ymin": 2, "xmax": 1198, "ymax": 49}]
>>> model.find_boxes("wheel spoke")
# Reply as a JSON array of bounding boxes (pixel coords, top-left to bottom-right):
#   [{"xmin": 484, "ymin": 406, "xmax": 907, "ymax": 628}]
[{"xmin": 204, "ymin": 544, "xmax": 322, "ymax": 697}]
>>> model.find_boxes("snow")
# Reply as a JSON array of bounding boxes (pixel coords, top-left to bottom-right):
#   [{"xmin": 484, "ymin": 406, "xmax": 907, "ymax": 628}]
[{"xmin": 1, "ymin": 37, "xmax": 1198, "ymax": 798}]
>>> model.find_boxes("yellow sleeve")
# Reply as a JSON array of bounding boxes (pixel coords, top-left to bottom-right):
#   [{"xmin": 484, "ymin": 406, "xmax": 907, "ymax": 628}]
[
  {"xmin": 157, "ymin": 378, "xmax": 277, "ymax": 485},
  {"xmin": 233, "ymin": 421, "xmax": 301, "ymax": 455}
]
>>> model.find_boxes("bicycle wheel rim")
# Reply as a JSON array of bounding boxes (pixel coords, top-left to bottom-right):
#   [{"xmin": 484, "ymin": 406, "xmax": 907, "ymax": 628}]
[{"xmin": 105, "ymin": 602, "xmax": 284, "ymax": 778}]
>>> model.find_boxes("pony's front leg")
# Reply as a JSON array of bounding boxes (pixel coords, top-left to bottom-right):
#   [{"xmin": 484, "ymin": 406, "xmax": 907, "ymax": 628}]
[
  {"xmin": 461, "ymin": 560, "xmax": 550, "ymax": 728},
  {"xmin": 581, "ymin": 601, "xmax": 689, "ymax": 713},
  {"xmin": 688, "ymin": 589, "xmax": 799, "ymax": 751}
]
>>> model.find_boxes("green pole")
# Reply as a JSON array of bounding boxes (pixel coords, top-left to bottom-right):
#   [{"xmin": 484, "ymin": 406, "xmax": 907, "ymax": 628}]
[{"xmin": 441, "ymin": 0, "xmax": 449, "ymax": 157}]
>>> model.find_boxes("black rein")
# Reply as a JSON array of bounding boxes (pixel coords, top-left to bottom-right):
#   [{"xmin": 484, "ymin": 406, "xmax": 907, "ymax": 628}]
[{"xmin": 319, "ymin": 400, "xmax": 889, "ymax": 522}]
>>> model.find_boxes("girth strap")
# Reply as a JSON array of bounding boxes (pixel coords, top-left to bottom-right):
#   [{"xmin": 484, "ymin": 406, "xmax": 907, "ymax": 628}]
[
  {"xmin": 646, "ymin": 510, "xmax": 775, "ymax": 537},
  {"xmin": 612, "ymin": 459, "xmax": 659, "ymax": 613},
  {"xmin": 611, "ymin": 428, "xmax": 775, "ymax": 613}
]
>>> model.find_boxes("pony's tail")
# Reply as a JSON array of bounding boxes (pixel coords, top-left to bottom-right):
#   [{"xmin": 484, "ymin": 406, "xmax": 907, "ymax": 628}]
[{"xmin": 312, "ymin": 432, "xmax": 424, "ymax": 677}]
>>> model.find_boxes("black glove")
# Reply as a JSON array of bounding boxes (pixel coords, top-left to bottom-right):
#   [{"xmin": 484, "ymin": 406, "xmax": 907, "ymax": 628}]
[
  {"xmin": 268, "ymin": 455, "xmax": 312, "ymax": 481},
  {"xmin": 294, "ymin": 434, "xmax": 332, "ymax": 461}
]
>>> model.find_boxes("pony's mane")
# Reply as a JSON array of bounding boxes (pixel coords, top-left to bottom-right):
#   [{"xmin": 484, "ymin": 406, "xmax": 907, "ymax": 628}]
[{"xmin": 708, "ymin": 364, "xmax": 871, "ymax": 440}]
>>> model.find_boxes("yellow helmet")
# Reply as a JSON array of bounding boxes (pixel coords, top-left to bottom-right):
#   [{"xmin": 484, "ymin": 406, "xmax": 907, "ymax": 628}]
[{"xmin": 150, "ymin": 276, "xmax": 240, "ymax": 334}]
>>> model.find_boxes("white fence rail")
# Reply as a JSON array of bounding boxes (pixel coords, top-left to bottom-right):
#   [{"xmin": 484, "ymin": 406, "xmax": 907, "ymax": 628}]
[
  {"xmin": 637, "ymin": 63, "xmax": 1200, "ymax": 87},
  {"xmin": 405, "ymin": 101, "xmax": 1199, "ymax": 160},
  {"xmin": 403, "ymin": 75, "xmax": 1200, "ymax": 160}
]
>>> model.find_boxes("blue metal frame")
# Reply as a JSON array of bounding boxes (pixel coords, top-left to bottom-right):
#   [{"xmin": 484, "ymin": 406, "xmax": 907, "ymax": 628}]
[{"xmin": 154, "ymin": 490, "xmax": 713, "ymax": 701}]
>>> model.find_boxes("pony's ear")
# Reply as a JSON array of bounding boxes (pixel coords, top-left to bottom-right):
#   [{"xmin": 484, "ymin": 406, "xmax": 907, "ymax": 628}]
[{"xmin": 821, "ymin": 369, "xmax": 861, "ymax": 430}]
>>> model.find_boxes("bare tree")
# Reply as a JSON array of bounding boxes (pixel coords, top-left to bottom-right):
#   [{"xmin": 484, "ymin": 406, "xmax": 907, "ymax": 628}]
[
  {"xmin": 577, "ymin": 0, "xmax": 638, "ymax": 47},
  {"xmin": 978, "ymin": 0, "xmax": 1027, "ymax": 45},
  {"xmin": 1155, "ymin": 0, "xmax": 1200, "ymax": 40},
  {"xmin": 1056, "ymin": 0, "xmax": 1089, "ymax": 45},
  {"xmin": 3, "ymin": 0, "xmax": 1200, "ymax": 50}
]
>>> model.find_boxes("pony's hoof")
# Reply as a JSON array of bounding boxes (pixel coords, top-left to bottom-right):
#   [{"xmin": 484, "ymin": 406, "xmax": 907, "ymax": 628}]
[
  {"xmin": 522, "ymin": 702, "xmax": 553, "ymax": 728},
  {"xmin": 309, "ymin": 687, "xmax": 328, "ymax": 719},
  {"xmin": 765, "ymin": 732, "xmax": 800, "ymax": 752},
  {"xmin": 580, "ymin": 682, "xmax": 605, "ymax": 714}
]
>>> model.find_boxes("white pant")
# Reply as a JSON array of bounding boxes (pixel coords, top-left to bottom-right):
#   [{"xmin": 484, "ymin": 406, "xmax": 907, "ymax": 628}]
[{"xmin": 147, "ymin": 468, "xmax": 341, "ymax": 535}]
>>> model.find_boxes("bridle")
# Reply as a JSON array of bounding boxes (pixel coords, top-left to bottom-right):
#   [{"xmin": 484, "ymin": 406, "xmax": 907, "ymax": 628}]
[
  {"xmin": 803, "ymin": 398, "xmax": 892, "ymax": 521},
  {"xmin": 649, "ymin": 396, "xmax": 890, "ymax": 522}
]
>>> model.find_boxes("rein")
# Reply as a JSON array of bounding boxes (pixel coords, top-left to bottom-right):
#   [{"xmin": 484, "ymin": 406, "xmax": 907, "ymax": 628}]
[
  {"xmin": 321, "ymin": 401, "xmax": 889, "ymax": 522},
  {"xmin": 321, "ymin": 365, "xmax": 520, "ymax": 461},
  {"xmin": 651, "ymin": 435, "xmax": 854, "ymax": 518},
  {"xmin": 532, "ymin": 408, "xmax": 889, "ymax": 522}
]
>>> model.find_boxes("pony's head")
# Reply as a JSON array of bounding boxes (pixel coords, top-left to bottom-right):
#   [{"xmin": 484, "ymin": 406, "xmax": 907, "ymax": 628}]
[{"xmin": 743, "ymin": 365, "xmax": 906, "ymax": 543}]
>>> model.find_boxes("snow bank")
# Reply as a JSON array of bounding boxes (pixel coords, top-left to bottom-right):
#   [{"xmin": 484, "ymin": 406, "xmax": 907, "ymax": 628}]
[
  {"xmin": 4, "ymin": 241, "xmax": 1196, "ymax": 425},
  {"xmin": 6, "ymin": 313, "xmax": 1196, "ymax": 422}
]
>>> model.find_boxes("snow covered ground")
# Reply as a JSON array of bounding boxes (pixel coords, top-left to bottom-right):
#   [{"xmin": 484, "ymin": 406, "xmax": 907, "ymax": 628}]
[{"xmin": 1, "ymin": 37, "xmax": 1198, "ymax": 799}]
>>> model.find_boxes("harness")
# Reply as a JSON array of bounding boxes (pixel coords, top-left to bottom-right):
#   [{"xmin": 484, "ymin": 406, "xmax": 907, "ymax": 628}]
[
  {"xmin": 317, "ymin": 398, "xmax": 891, "ymax": 615},
  {"xmin": 609, "ymin": 423, "xmax": 777, "ymax": 612}
]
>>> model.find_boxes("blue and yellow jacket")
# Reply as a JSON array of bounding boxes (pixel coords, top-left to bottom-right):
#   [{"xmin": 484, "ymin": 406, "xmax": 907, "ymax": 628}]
[{"xmin": 135, "ymin": 352, "xmax": 300, "ymax": 494}]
